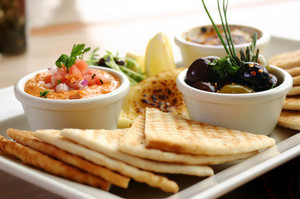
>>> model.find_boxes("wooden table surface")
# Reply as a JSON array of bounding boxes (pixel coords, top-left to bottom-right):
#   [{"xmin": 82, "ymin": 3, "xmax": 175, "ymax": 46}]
[{"xmin": 0, "ymin": 0, "xmax": 299, "ymax": 198}]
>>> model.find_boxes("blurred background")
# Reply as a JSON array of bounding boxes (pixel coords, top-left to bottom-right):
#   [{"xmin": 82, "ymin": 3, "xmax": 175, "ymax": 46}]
[
  {"xmin": 27, "ymin": 0, "xmax": 299, "ymax": 52},
  {"xmin": 0, "ymin": 0, "xmax": 299, "ymax": 87}
]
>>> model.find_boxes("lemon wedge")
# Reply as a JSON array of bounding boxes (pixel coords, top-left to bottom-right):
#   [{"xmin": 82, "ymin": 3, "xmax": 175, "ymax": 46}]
[
  {"xmin": 145, "ymin": 32, "xmax": 176, "ymax": 76},
  {"xmin": 126, "ymin": 52, "xmax": 145, "ymax": 73}
]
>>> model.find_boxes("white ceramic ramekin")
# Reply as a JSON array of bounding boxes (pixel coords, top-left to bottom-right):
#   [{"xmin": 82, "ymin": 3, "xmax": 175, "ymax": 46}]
[
  {"xmin": 175, "ymin": 24, "xmax": 271, "ymax": 67},
  {"xmin": 14, "ymin": 66, "xmax": 130, "ymax": 130},
  {"xmin": 176, "ymin": 65, "xmax": 293, "ymax": 135}
]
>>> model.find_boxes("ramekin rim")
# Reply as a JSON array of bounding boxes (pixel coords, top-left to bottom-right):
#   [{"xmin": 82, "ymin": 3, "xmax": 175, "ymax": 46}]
[
  {"xmin": 175, "ymin": 24, "xmax": 270, "ymax": 49},
  {"xmin": 177, "ymin": 65, "xmax": 293, "ymax": 101},
  {"xmin": 14, "ymin": 66, "xmax": 130, "ymax": 105}
]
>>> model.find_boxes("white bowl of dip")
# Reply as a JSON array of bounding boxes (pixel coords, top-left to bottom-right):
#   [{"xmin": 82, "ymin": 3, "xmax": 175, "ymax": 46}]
[
  {"xmin": 176, "ymin": 65, "xmax": 292, "ymax": 135},
  {"xmin": 175, "ymin": 24, "xmax": 271, "ymax": 67},
  {"xmin": 14, "ymin": 66, "xmax": 130, "ymax": 130}
]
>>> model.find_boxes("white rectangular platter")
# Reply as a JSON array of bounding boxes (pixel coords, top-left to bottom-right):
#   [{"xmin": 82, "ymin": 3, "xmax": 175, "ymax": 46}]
[{"xmin": 0, "ymin": 36, "xmax": 299, "ymax": 199}]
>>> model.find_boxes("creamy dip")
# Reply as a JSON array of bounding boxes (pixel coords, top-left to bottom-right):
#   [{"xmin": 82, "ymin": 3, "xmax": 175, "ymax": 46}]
[
  {"xmin": 24, "ymin": 71, "xmax": 120, "ymax": 100},
  {"xmin": 185, "ymin": 25, "xmax": 257, "ymax": 46}
]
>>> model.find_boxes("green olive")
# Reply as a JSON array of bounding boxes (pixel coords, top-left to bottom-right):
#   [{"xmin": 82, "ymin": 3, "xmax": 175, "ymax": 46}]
[{"xmin": 219, "ymin": 84, "xmax": 255, "ymax": 94}]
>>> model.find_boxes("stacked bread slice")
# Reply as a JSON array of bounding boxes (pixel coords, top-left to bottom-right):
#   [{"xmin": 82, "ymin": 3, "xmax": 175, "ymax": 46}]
[
  {"xmin": 0, "ymin": 131, "xmax": 114, "ymax": 191},
  {"xmin": 269, "ymin": 50, "xmax": 300, "ymax": 130},
  {"xmin": 0, "ymin": 108, "xmax": 276, "ymax": 193},
  {"xmin": 118, "ymin": 68, "xmax": 188, "ymax": 128}
]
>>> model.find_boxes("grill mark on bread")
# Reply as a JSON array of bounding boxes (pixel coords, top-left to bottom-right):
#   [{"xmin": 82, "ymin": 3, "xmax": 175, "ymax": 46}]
[{"xmin": 144, "ymin": 108, "xmax": 275, "ymax": 155}]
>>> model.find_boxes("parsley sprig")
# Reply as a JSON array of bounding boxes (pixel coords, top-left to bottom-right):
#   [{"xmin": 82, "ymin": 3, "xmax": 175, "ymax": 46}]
[
  {"xmin": 210, "ymin": 56, "xmax": 239, "ymax": 79},
  {"xmin": 55, "ymin": 44, "xmax": 90, "ymax": 73}
]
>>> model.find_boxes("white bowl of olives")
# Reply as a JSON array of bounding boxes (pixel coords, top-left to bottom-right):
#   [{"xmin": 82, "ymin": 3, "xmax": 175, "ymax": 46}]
[{"xmin": 176, "ymin": 57, "xmax": 292, "ymax": 135}]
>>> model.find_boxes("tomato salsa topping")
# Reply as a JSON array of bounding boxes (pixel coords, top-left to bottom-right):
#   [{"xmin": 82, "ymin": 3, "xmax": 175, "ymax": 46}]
[{"xmin": 24, "ymin": 44, "xmax": 120, "ymax": 99}]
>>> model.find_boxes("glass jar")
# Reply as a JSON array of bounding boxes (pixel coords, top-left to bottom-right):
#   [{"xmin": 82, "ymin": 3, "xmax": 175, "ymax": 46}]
[{"xmin": 0, "ymin": 0, "xmax": 26, "ymax": 55}]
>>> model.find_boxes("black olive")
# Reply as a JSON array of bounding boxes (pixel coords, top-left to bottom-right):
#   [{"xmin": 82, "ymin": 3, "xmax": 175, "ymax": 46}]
[
  {"xmin": 216, "ymin": 78, "xmax": 231, "ymax": 90},
  {"xmin": 98, "ymin": 57, "xmax": 107, "ymax": 67},
  {"xmin": 236, "ymin": 62, "xmax": 277, "ymax": 91},
  {"xmin": 269, "ymin": 73, "xmax": 278, "ymax": 88},
  {"xmin": 115, "ymin": 59, "xmax": 125, "ymax": 66},
  {"xmin": 185, "ymin": 58, "xmax": 215, "ymax": 86},
  {"xmin": 192, "ymin": 81, "xmax": 216, "ymax": 92}
]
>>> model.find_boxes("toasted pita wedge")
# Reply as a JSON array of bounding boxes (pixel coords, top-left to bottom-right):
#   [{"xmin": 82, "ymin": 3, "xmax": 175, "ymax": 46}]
[
  {"xmin": 293, "ymin": 76, "xmax": 300, "ymax": 86},
  {"xmin": 6, "ymin": 128, "xmax": 129, "ymax": 188},
  {"xmin": 283, "ymin": 97, "xmax": 300, "ymax": 110},
  {"xmin": 119, "ymin": 115, "xmax": 257, "ymax": 165},
  {"xmin": 269, "ymin": 50, "xmax": 300, "ymax": 69},
  {"xmin": 286, "ymin": 67, "xmax": 300, "ymax": 76},
  {"xmin": 278, "ymin": 110, "xmax": 300, "ymax": 130},
  {"xmin": 118, "ymin": 68, "xmax": 188, "ymax": 128},
  {"xmin": 0, "ymin": 135, "xmax": 110, "ymax": 191},
  {"xmin": 60, "ymin": 128, "xmax": 213, "ymax": 177},
  {"xmin": 144, "ymin": 108, "xmax": 275, "ymax": 155},
  {"xmin": 288, "ymin": 86, "xmax": 300, "ymax": 96},
  {"xmin": 34, "ymin": 130, "xmax": 179, "ymax": 193}
]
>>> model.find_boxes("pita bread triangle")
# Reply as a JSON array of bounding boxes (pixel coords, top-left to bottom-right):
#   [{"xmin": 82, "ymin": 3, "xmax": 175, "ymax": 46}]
[
  {"xmin": 34, "ymin": 129, "xmax": 179, "ymax": 193},
  {"xmin": 278, "ymin": 110, "xmax": 300, "ymax": 131},
  {"xmin": 60, "ymin": 128, "xmax": 214, "ymax": 177},
  {"xmin": 119, "ymin": 115, "xmax": 256, "ymax": 164},
  {"xmin": 283, "ymin": 96, "xmax": 300, "ymax": 110},
  {"xmin": 144, "ymin": 108, "xmax": 275, "ymax": 155},
  {"xmin": 6, "ymin": 128, "xmax": 129, "ymax": 188},
  {"xmin": 0, "ymin": 135, "xmax": 111, "ymax": 191}
]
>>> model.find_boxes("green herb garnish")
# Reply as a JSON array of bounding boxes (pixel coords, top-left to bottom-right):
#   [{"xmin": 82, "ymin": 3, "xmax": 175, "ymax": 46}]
[
  {"xmin": 40, "ymin": 90, "xmax": 50, "ymax": 98},
  {"xmin": 210, "ymin": 56, "xmax": 239, "ymax": 79},
  {"xmin": 202, "ymin": 0, "xmax": 259, "ymax": 72},
  {"xmin": 55, "ymin": 44, "xmax": 90, "ymax": 73},
  {"xmin": 239, "ymin": 33, "xmax": 259, "ymax": 62},
  {"xmin": 57, "ymin": 80, "xmax": 62, "ymax": 84}
]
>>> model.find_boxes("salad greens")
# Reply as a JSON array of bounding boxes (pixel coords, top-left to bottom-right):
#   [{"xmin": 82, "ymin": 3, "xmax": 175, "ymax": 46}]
[{"xmin": 87, "ymin": 49, "xmax": 145, "ymax": 86}]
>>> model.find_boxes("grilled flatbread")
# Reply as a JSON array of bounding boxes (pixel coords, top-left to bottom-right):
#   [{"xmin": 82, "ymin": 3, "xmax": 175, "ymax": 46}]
[
  {"xmin": 144, "ymin": 108, "xmax": 276, "ymax": 155},
  {"xmin": 288, "ymin": 86, "xmax": 300, "ymax": 96},
  {"xmin": 283, "ymin": 97, "xmax": 300, "ymax": 110},
  {"xmin": 119, "ymin": 115, "xmax": 257, "ymax": 165},
  {"xmin": 293, "ymin": 76, "xmax": 300, "ymax": 86},
  {"xmin": 278, "ymin": 110, "xmax": 300, "ymax": 130},
  {"xmin": 61, "ymin": 128, "xmax": 213, "ymax": 177},
  {"xmin": 6, "ymin": 128, "xmax": 129, "ymax": 188},
  {"xmin": 286, "ymin": 67, "xmax": 300, "ymax": 76},
  {"xmin": 0, "ymin": 135, "xmax": 111, "ymax": 191},
  {"xmin": 269, "ymin": 50, "xmax": 300, "ymax": 69},
  {"xmin": 118, "ymin": 68, "xmax": 188, "ymax": 128},
  {"xmin": 34, "ymin": 130, "xmax": 179, "ymax": 193}
]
